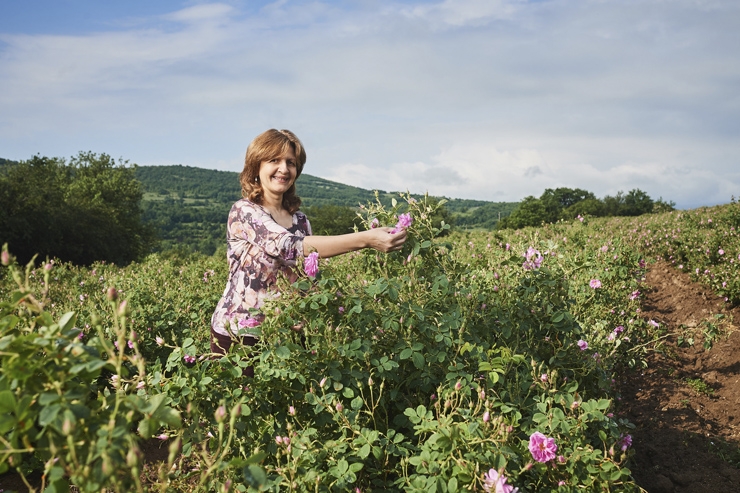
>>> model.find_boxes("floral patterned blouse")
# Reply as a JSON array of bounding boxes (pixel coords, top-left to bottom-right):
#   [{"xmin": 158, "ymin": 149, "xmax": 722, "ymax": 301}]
[{"xmin": 210, "ymin": 199, "xmax": 312, "ymax": 339}]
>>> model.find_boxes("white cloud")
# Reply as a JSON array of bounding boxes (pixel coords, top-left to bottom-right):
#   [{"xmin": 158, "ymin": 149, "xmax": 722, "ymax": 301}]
[
  {"xmin": 398, "ymin": 0, "xmax": 519, "ymax": 28},
  {"xmin": 165, "ymin": 2, "xmax": 234, "ymax": 23},
  {"xmin": 0, "ymin": 0, "xmax": 738, "ymax": 209}
]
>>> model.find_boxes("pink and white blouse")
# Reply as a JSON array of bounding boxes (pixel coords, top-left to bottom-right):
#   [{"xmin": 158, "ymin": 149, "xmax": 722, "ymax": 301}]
[{"xmin": 210, "ymin": 199, "xmax": 312, "ymax": 339}]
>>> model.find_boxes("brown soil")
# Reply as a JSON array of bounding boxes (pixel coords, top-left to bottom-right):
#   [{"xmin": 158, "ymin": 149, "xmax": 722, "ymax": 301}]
[
  {"xmin": 620, "ymin": 261, "xmax": 740, "ymax": 493},
  {"xmin": 0, "ymin": 439, "xmax": 171, "ymax": 492},
  {"xmin": 2, "ymin": 261, "xmax": 740, "ymax": 492}
]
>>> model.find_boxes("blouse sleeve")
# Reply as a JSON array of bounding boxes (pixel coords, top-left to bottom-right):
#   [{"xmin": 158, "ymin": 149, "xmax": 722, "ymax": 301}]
[{"xmin": 228, "ymin": 201, "xmax": 305, "ymax": 262}]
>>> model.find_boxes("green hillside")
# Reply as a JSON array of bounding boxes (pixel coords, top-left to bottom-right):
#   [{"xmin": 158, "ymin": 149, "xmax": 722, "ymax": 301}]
[{"xmin": 134, "ymin": 165, "xmax": 517, "ymax": 254}]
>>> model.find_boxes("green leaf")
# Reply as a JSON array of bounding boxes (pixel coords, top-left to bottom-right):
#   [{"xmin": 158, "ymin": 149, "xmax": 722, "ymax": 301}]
[
  {"xmin": 138, "ymin": 417, "xmax": 152, "ymax": 438},
  {"xmin": 57, "ymin": 312, "xmax": 77, "ymax": 332},
  {"xmin": 153, "ymin": 407, "xmax": 182, "ymax": 428},
  {"xmin": 351, "ymin": 396, "xmax": 363, "ymax": 410},
  {"xmin": 39, "ymin": 392, "xmax": 60, "ymax": 406},
  {"xmin": 359, "ymin": 443, "xmax": 371, "ymax": 459},
  {"xmin": 448, "ymin": 477, "xmax": 458, "ymax": 493},
  {"xmin": 274, "ymin": 346, "xmax": 291, "ymax": 359},
  {"xmin": 0, "ymin": 390, "xmax": 16, "ymax": 413},
  {"xmin": 39, "ymin": 403, "xmax": 61, "ymax": 427},
  {"xmin": 242, "ymin": 465, "xmax": 267, "ymax": 488},
  {"xmin": 0, "ymin": 415, "xmax": 17, "ymax": 434}
]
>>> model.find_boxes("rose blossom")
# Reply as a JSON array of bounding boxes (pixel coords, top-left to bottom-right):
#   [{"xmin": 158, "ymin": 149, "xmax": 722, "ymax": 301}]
[
  {"xmin": 305, "ymin": 252, "xmax": 319, "ymax": 277},
  {"xmin": 619, "ymin": 434, "xmax": 633, "ymax": 451},
  {"xmin": 528, "ymin": 431, "xmax": 557, "ymax": 463},
  {"xmin": 389, "ymin": 213, "xmax": 413, "ymax": 234},
  {"xmin": 589, "ymin": 279, "xmax": 602, "ymax": 289},
  {"xmin": 482, "ymin": 468, "xmax": 518, "ymax": 493}
]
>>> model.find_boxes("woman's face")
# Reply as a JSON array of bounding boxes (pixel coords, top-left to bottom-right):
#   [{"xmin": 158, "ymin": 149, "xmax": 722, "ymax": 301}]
[{"xmin": 258, "ymin": 147, "xmax": 298, "ymax": 198}]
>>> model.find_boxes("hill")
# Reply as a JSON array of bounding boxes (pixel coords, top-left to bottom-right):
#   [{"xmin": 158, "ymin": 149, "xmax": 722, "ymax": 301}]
[{"xmin": 134, "ymin": 165, "xmax": 517, "ymax": 254}]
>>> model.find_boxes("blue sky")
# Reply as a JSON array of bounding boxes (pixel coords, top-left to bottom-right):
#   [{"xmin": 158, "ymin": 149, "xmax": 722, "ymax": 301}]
[{"xmin": 1, "ymin": 0, "xmax": 738, "ymax": 208}]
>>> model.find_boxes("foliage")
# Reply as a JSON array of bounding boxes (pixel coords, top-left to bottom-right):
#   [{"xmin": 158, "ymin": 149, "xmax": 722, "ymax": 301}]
[
  {"xmin": 0, "ymin": 248, "xmax": 181, "ymax": 492},
  {"xmin": 302, "ymin": 205, "xmax": 363, "ymax": 236},
  {"xmin": 499, "ymin": 187, "xmax": 673, "ymax": 230},
  {"xmin": 0, "ymin": 153, "xmax": 156, "ymax": 266},
  {"xmin": 1, "ymin": 191, "xmax": 659, "ymax": 492},
  {"xmin": 590, "ymin": 198, "xmax": 740, "ymax": 305}
]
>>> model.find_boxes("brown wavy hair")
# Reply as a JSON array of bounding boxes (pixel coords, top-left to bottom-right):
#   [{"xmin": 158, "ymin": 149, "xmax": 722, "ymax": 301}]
[{"xmin": 239, "ymin": 129, "xmax": 306, "ymax": 214}]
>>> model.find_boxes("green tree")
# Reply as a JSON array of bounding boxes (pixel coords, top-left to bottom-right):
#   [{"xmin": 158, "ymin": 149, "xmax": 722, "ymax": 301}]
[
  {"xmin": 620, "ymin": 189, "xmax": 654, "ymax": 216},
  {"xmin": 602, "ymin": 189, "xmax": 654, "ymax": 217},
  {"xmin": 653, "ymin": 197, "xmax": 676, "ymax": 213},
  {"xmin": 0, "ymin": 152, "xmax": 156, "ymax": 265},
  {"xmin": 302, "ymin": 204, "xmax": 362, "ymax": 236},
  {"xmin": 540, "ymin": 188, "xmax": 597, "ymax": 223},
  {"xmin": 497, "ymin": 196, "xmax": 547, "ymax": 229},
  {"xmin": 563, "ymin": 198, "xmax": 605, "ymax": 218}
]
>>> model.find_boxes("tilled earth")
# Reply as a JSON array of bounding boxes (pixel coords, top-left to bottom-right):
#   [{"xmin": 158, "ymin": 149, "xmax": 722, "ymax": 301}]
[
  {"xmin": 2, "ymin": 261, "xmax": 740, "ymax": 492},
  {"xmin": 621, "ymin": 261, "xmax": 740, "ymax": 493}
]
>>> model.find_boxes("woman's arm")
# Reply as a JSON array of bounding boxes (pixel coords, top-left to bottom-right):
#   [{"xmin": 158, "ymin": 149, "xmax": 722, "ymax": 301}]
[{"xmin": 302, "ymin": 228, "xmax": 407, "ymax": 258}]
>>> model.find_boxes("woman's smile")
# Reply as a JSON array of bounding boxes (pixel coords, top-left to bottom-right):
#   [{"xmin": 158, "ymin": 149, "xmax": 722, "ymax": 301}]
[{"xmin": 259, "ymin": 148, "xmax": 297, "ymax": 197}]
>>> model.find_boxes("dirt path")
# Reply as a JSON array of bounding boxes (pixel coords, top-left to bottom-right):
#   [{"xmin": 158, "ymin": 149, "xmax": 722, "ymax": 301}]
[{"xmin": 620, "ymin": 261, "xmax": 740, "ymax": 493}]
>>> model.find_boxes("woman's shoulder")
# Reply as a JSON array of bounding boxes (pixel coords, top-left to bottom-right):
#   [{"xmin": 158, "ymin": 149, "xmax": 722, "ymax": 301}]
[{"xmin": 231, "ymin": 198, "xmax": 262, "ymax": 213}]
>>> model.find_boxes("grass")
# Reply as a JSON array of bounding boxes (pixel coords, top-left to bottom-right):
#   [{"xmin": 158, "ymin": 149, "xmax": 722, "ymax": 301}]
[
  {"xmin": 685, "ymin": 378, "xmax": 715, "ymax": 396},
  {"xmin": 707, "ymin": 438, "xmax": 740, "ymax": 469}
]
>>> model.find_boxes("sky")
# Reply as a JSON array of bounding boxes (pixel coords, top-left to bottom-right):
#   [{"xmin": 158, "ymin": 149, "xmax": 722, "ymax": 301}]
[{"xmin": 1, "ymin": 0, "xmax": 738, "ymax": 209}]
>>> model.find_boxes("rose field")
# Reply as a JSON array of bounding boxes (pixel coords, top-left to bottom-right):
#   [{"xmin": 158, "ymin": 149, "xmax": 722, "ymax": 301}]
[{"xmin": 1, "ymin": 196, "xmax": 739, "ymax": 492}]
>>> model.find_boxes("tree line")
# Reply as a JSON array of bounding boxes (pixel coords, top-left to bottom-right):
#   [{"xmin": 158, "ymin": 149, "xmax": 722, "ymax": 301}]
[
  {"xmin": 498, "ymin": 187, "xmax": 675, "ymax": 229},
  {"xmin": 1, "ymin": 153, "xmax": 156, "ymax": 266},
  {"xmin": 2, "ymin": 154, "xmax": 676, "ymax": 266}
]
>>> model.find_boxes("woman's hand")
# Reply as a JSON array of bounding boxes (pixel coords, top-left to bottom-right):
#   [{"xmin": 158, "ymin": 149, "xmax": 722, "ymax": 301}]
[{"xmin": 365, "ymin": 227, "xmax": 407, "ymax": 253}]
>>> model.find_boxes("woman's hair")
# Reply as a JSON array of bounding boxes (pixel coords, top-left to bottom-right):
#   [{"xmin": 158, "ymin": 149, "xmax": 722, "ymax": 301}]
[{"xmin": 239, "ymin": 129, "xmax": 306, "ymax": 214}]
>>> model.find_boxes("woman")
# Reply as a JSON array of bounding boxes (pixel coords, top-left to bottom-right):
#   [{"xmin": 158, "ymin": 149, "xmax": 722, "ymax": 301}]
[{"xmin": 210, "ymin": 129, "xmax": 407, "ymax": 366}]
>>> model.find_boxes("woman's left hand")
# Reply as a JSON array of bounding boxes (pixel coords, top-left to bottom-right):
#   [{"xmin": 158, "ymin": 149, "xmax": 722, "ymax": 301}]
[{"xmin": 365, "ymin": 227, "xmax": 407, "ymax": 253}]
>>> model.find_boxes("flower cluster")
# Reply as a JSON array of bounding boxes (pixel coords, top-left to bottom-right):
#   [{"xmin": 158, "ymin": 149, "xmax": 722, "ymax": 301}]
[
  {"xmin": 522, "ymin": 247, "xmax": 543, "ymax": 271},
  {"xmin": 618, "ymin": 433, "xmax": 633, "ymax": 452},
  {"xmin": 389, "ymin": 213, "xmax": 413, "ymax": 234},
  {"xmin": 607, "ymin": 325, "xmax": 626, "ymax": 342}
]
